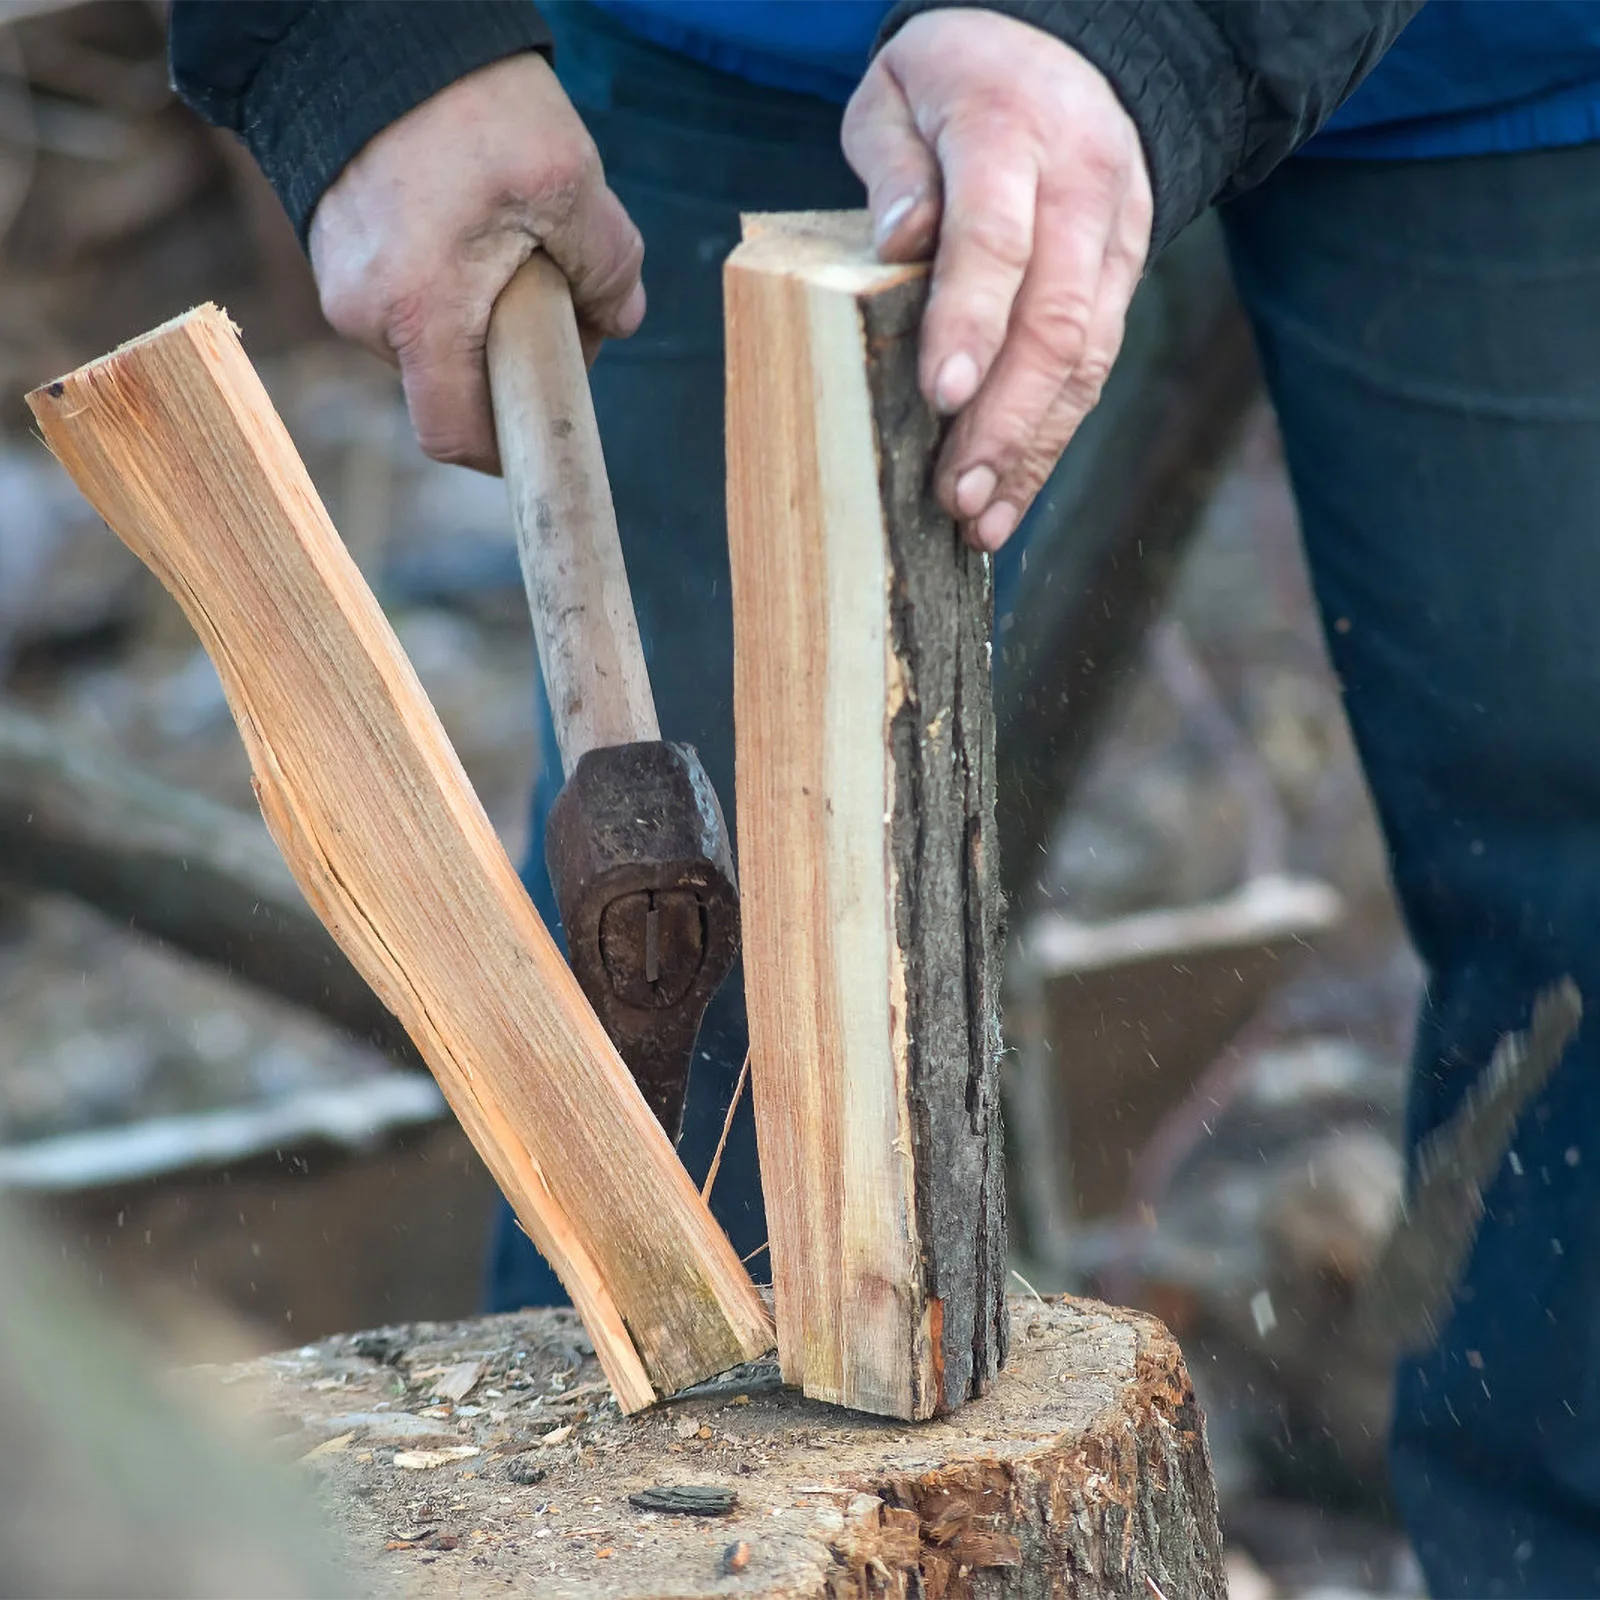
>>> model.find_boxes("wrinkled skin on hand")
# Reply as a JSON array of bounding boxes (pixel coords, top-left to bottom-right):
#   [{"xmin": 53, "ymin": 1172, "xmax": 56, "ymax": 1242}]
[
  {"xmin": 843, "ymin": 9, "xmax": 1153, "ymax": 550},
  {"xmin": 308, "ymin": 52, "xmax": 644, "ymax": 474},
  {"xmin": 307, "ymin": 14, "xmax": 1150, "ymax": 534}
]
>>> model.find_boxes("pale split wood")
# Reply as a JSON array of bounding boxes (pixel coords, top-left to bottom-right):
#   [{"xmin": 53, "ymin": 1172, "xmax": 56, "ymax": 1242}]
[
  {"xmin": 726, "ymin": 213, "xmax": 1007, "ymax": 1420},
  {"xmin": 27, "ymin": 307, "xmax": 772, "ymax": 1409}
]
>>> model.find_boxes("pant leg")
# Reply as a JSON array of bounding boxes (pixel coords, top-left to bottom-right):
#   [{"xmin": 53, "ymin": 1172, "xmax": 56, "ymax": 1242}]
[{"xmin": 1222, "ymin": 145, "xmax": 1600, "ymax": 1595}]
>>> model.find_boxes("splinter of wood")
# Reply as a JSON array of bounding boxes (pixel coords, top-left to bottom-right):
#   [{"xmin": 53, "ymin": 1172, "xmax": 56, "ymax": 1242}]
[
  {"xmin": 725, "ymin": 212, "xmax": 1007, "ymax": 1420},
  {"xmin": 28, "ymin": 307, "xmax": 772, "ymax": 1412}
]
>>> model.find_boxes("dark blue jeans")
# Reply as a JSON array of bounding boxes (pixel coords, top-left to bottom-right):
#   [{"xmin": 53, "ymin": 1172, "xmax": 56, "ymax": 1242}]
[
  {"xmin": 1225, "ymin": 147, "xmax": 1600, "ymax": 1596},
  {"xmin": 489, "ymin": 9, "xmax": 1600, "ymax": 1591}
]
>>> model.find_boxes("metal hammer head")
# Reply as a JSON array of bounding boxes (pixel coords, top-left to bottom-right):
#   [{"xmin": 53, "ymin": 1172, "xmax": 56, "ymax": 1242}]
[{"xmin": 544, "ymin": 741, "xmax": 739, "ymax": 1140}]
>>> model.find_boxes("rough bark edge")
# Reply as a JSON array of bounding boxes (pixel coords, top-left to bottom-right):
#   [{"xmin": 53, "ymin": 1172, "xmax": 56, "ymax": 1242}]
[{"xmin": 862, "ymin": 277, "xmax": 1008, "ymax": 1414}]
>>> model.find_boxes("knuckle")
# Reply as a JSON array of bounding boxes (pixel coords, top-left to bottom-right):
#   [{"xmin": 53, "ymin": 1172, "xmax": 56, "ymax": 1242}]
[
  {"xmin": 1004, "ymin": 459, "xmax": 1054, "ymax": 512},
  {"xmin": 926, "ymin": 280, "xmax": 1012, "ymax": 363},
  {"xmin": 1067, "ymin": 132, "xmax": 1126, "ymax": 191},
  {"xmin": 962, "ymin": 209, "xmax": 1033, "ymax": 273},
  {"xmin": 1067, "ymin": 350, "xmax": 1115, "ymax": 408},
  {"xmin": 1023, "ymin": 289, "xmax": 1093, "ymax": 366},
  {"xmin": 839, "ymin": 76, "xmax": 881, "ymax": 147},
  {"xmin": 314, "ymin": 257, "xmax": 383, "ymax": 343},
  {"xmin": 953, "ymin": 90, "xmax": 1029, "ymax": 142},
  {"xmin": 381, "ymin": 287, "xmax": 432, "ymax": 359},
  {"xmin": 1123, "ymin": 181, "xmax": 1154, "ymax": 241},
  {"xmin": 316, "ymin": 279, "xmax": 361, "ymax": 339},
  {"xmin": 1002, "ymin": 430, "xmax": 1070, "ymax": 503},
  {"xmin": 619, "ymin": 221, "xmax": 645, "ymax": 280},
  {"xmin": 412, "ymin": 418, "xmax": 478, "ymax": 468},
  {"xmin": 533, "ymin": 135, "xmax": 602, "ymax": 219}
]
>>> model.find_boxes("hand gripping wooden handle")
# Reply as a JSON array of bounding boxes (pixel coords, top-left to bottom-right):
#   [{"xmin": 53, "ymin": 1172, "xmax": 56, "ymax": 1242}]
[{"xmin": 487, "ymin": 254, "xmax": 658, "ymax": 774}]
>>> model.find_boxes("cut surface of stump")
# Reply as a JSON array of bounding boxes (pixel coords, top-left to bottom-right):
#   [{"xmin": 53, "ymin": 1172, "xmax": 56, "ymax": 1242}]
[{"xmin": 207, "ymin": 1295, "xmax": 1224, "ymax": 1599}]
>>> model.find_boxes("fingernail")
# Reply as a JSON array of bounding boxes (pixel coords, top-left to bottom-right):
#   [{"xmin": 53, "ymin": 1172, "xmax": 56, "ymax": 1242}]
[
  {"xmin": 935, "ymin": 352, "xmax": 979, "ymax": 414},
  {"xmin": 876, "ymin": 194, "xmax": 916, "ymax": 245},
  {"xmin": 955, "ymin": 464, "xmax": 997, "ymax": 519},
  {"xmin": 976, "ymin": 501, "xmax": 1019, "ymax": 550}
]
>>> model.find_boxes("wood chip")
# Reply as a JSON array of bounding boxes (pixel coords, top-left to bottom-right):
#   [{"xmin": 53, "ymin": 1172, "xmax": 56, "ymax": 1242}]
[
  {"xmin": 393, "ymin": 1446, "xmax": 481, "ymax": 1471},
  {"xmin": 298, "ymin": 1430, "xmax": 356, "ymax": 1461},
  {"xmin": 432, "ymin": 1360, "xmax": 482, "ymax": 1404},
  {"xmin": 547, "ymin": 1378, "xmax": 610, "ymax": 1403},
  {"xmin": 628, "ymin": 1485, "xmax": 738, "ymax": 1516},
  {"xmin": 539, "ymin": 1423, "xmax": 576, "ymax": 1447}
]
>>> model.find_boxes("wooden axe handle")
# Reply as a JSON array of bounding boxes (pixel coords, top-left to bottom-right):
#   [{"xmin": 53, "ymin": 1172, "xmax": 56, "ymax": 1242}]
[{"xmin": 487, "ymin": 254, "xmax": 659, "ymax": 774}]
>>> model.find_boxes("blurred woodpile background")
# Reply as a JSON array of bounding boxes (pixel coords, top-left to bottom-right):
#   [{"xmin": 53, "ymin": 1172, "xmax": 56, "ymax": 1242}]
[
  {"xmin": 0, "ymin": 5, "xmax": 1433, "ymax": 1595},
  {"xmin": 0, "ymin": 0, "xmax": 525, "ymax": 1339}
]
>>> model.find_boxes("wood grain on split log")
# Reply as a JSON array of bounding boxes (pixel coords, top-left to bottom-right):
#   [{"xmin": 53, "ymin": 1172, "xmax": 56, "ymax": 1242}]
[
  {"xmin": 27, "ymin": 308, "xmax": 771, "ymax": 1408},
  {"xmin": 726, "ymin": 212, "xmax": 1006, "ymax": 1420},
  {"xmin": 211, "ymin": 1295, "xmax": 1224, "ymax": 1599}
]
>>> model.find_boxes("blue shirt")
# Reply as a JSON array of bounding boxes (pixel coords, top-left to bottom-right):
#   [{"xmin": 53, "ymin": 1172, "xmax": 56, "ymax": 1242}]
[
  {"xmin": 1312, "ymin": 0, "xmax": 1600, "ymax": 156},
  {"xmin": 592, "ymin": 0, "xmax": 1600, "ymax": 159}
]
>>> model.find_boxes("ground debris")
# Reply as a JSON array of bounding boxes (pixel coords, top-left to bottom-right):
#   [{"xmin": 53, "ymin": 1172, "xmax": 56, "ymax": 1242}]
[
  {"xmin": 393, "ymin": 1447, "xmax": 479, "ymax": 1472},
  {"xmin": 628, "ymin": 1485, "xmax": 738, "ymax": 1516}
]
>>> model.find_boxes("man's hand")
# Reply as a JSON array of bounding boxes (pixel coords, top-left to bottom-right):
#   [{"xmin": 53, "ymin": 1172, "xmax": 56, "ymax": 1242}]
[
  {"xmin": 843, "ymin": 9, "xmax": 1152, "ymax": 551},
  {"xmin": 308, "ymin": 53, "xmax": 644, "ymax": 474}
]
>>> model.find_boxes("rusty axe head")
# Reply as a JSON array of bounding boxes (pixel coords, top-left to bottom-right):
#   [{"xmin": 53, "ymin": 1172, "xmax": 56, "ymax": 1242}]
[{"xmin": 545, "ymin": 741, "xmax": 739, "ymax": 1139}]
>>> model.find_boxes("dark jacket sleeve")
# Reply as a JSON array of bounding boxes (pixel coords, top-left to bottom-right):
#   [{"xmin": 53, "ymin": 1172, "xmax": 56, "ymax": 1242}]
[
  {"xmin": 879, "ymin": 0, "xmax": 1424, "ymax": 255},
  {"xmin": 169, "ymin": 1, "xmax": 552, "ymax": 243}
]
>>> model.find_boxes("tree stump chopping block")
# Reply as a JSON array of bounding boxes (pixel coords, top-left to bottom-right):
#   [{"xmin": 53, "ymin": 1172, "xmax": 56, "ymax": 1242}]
[{"xmin": 208, "ymin": 1295, "xmax": 1223, "ymax": 1598}]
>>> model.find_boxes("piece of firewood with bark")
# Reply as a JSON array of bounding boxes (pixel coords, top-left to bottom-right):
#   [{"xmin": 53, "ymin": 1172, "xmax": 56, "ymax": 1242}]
[{"xmin": 725, "ymin": 213, "xmax": 1006, "ymax": 1420}]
